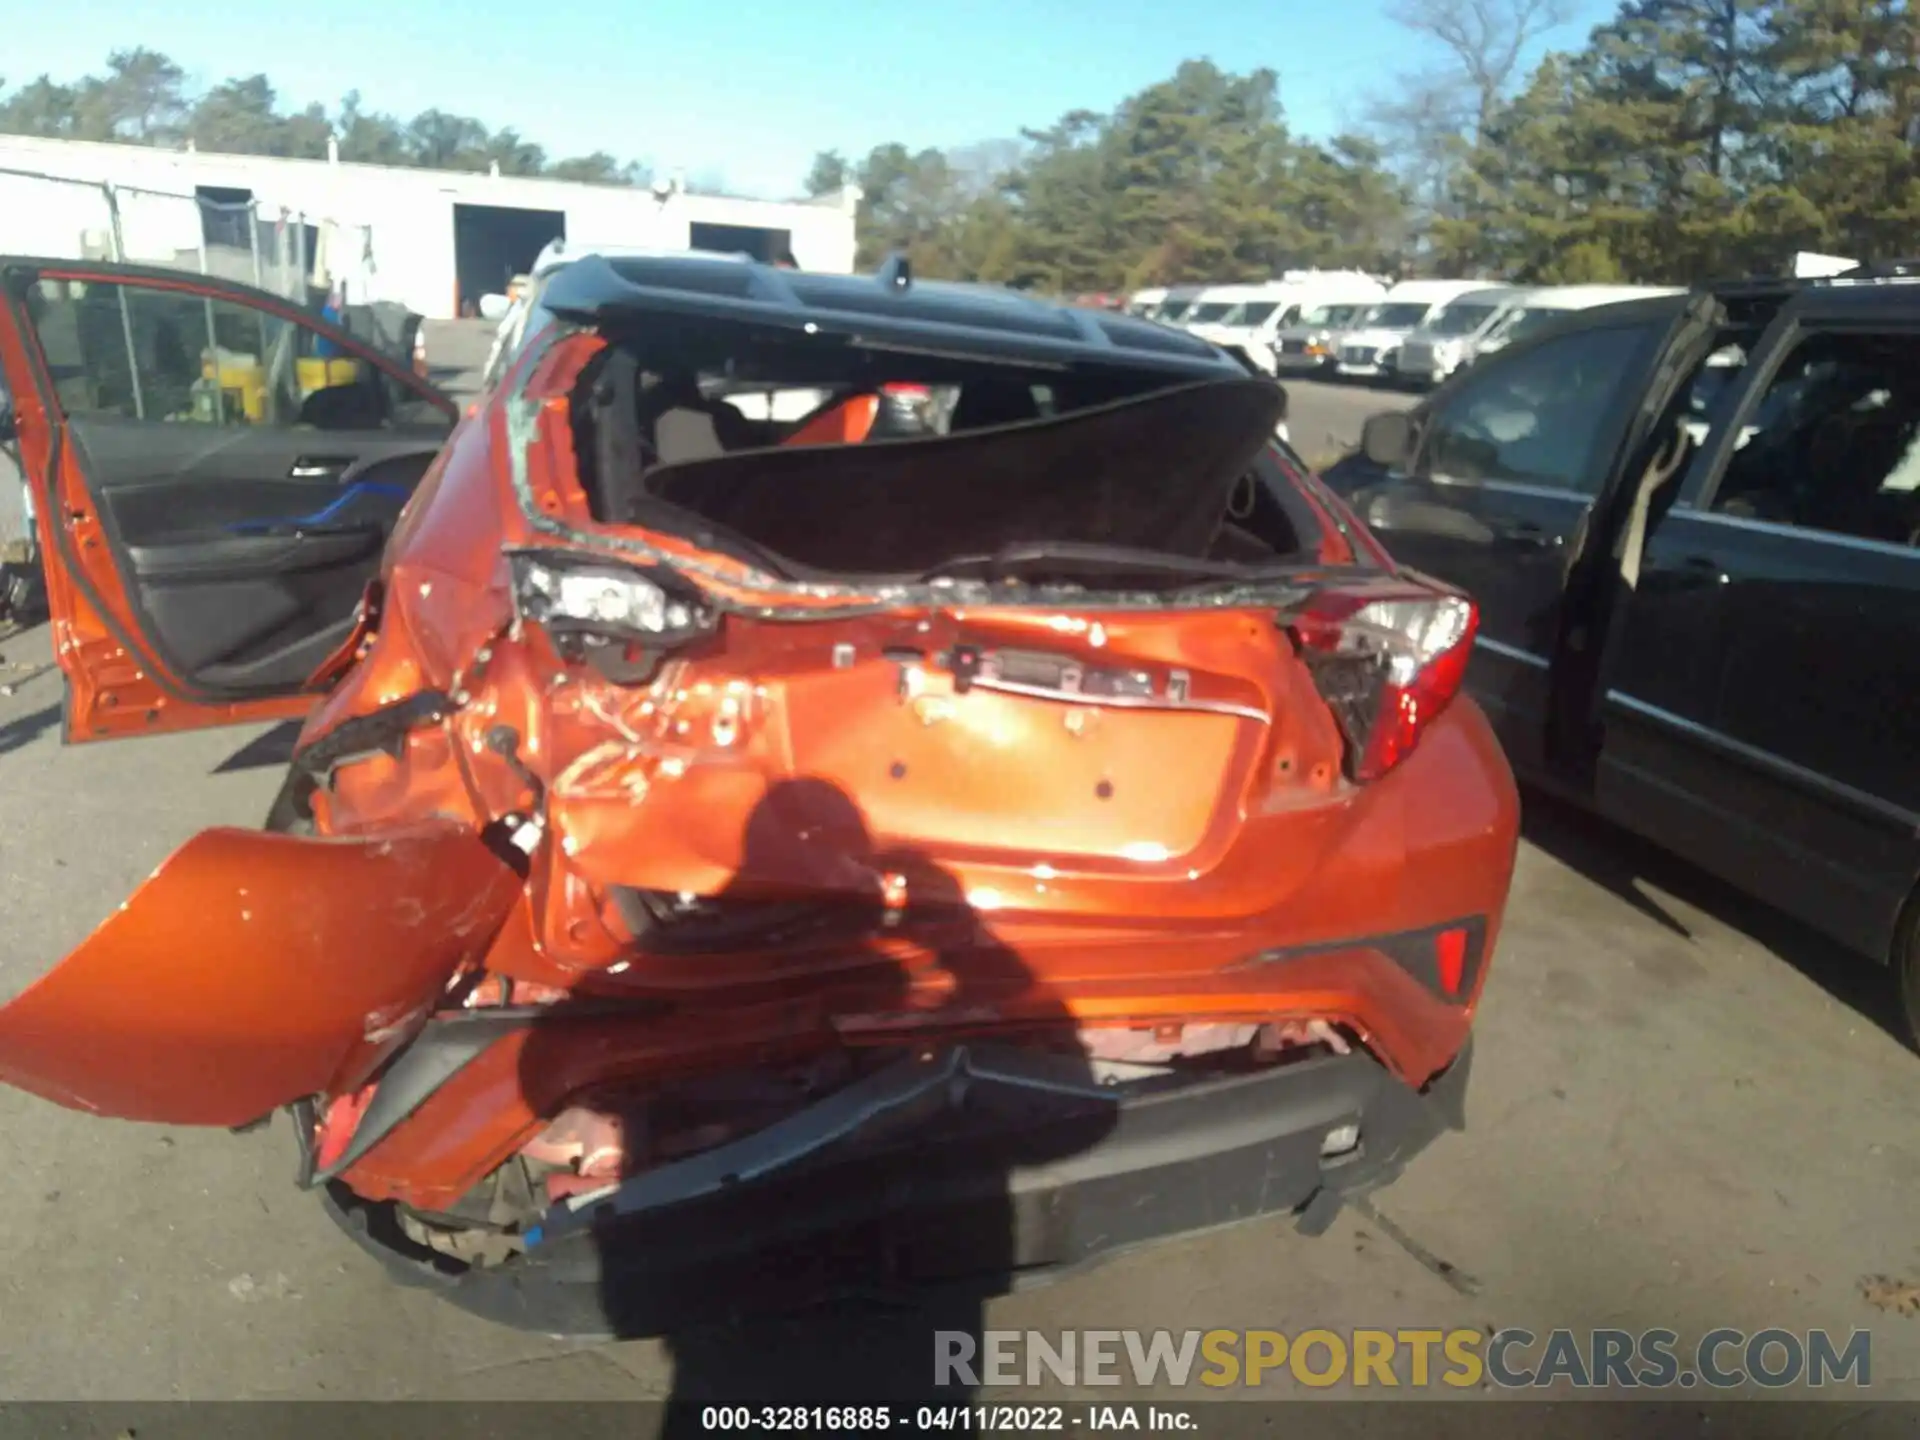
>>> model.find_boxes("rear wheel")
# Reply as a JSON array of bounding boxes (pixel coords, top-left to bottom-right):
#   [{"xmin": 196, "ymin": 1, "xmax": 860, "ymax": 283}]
[
  {"xmin": 1894, "ymin": 892, "xmax": 1920, "ymax": 1053},
  {"xmin": 0, "ymin": 551, "xmax": 44, "ymax": 627},
  {"xmin": 263, "ymin": 771, "xmax": 316, "ymax": 836}
]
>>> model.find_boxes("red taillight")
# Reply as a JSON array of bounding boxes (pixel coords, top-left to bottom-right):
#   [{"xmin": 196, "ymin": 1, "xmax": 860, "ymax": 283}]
[
  {"xmin": 1435, "ymin": 925, "xmax": 1469, "ymax": 997},
  {"xmin": 1373, "ymin": 918, "xmax": 1487, "ymax": 1005},
  {"xmin": 313, "ymin": 1086, "xmax": 376, "ymax": 1171},
  {"xmin": 1288, "ymin": 585, "xmax": 1478, "ymax": 781}
]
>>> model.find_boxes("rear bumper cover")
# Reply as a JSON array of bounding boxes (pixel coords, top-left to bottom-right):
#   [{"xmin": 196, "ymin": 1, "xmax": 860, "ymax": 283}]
[{"xmin": 321, "ymin": 1037, "xmax": 1474, "ymax": 1339}]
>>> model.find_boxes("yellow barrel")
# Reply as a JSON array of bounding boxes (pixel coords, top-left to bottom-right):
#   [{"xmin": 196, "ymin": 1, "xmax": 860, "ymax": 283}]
[
  {"xmin": 297, "ymin": 357, "xmax": 361, "ymax": 394},
  {"xmin": 201, "ymin": 355, "xmax": 267, "ymax": 422}
]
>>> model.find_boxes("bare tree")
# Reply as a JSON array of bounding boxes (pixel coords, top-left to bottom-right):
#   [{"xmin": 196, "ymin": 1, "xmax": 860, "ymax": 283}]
[
  {"xmin": 1384, "ymin": 0, "xmax": 1579, "ymax": 139},
  {"xmin": 1362, "ymin": 71, "xmax": 1477, "ymax": 216},
  {"xmin": 944, "ymin": 138, "xmax": 1029, "ymax": 200}
]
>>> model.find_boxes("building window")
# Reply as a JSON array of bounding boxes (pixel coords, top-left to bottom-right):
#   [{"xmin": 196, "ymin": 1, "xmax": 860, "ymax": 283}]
[{"xmin": 196, "ymin": 186, "xmax": 255, "ymax": 251}]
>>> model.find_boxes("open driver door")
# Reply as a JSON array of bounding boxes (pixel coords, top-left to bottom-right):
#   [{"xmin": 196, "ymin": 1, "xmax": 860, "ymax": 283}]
[{"xmin": 0, "ymin": 257, "xmax": 458, "ymax": 742}]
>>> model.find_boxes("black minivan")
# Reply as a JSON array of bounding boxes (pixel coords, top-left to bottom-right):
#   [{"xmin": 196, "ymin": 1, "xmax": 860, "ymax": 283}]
[{"xmin": 1325, "ymin": 275, "xmax": 1920, "ymax": 1044}]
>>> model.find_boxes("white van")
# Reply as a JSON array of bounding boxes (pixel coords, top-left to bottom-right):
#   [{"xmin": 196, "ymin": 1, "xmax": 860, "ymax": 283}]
[
  {"xmin": 1149, "ymin": 286, "xmax": 1205, "ymax": 326},
  {"xmin": 1334, "ymin": 279, "xmax": 1506, "ymax": 381},
  {"xmin": 1205, "ymin": 274, "xmax": 1387, "ymax": 373},
  {"xmin": 1390, "ymin": 287, "xmax": 1533, "ymax": 388},
  {"xmin": 1270, "ymin": 299, "xmax": 1376, "ymax": 375},
  {"xmin": 1469, "ymin": 284, "xmax": 1686, "ymax": 363},
  {"xmin": 1126, "ymin": 287, "xmax": 1169, "ymax": 318},
  {"xmin": 1178, "ymin": 284, "xmax": 1272, "ymax": 340}
]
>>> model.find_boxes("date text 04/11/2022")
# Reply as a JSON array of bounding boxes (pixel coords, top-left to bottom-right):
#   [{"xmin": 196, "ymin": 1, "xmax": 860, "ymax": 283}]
[{"xmin": 696, "ymin": 1404, "xmax": 1200, "ymax": 1431}]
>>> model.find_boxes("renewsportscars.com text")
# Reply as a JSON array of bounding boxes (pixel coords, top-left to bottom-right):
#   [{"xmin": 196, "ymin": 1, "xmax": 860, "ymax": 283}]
[{"xmin": 936, "ymin": 1327, "xmax": 1873, "ymax": 1390}]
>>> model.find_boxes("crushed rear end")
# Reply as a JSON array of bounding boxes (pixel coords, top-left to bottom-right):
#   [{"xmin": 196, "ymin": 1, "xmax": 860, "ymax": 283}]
[{"xmin": 0, "ymin": 255, "xmax": 1518, "ymax": 1333}]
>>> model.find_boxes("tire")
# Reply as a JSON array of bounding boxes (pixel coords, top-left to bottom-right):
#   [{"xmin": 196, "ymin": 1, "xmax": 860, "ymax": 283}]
[
  {"xmin": 0, "ymin": 558, "xmax": 44, "ymax": 626},
  {"xmin": 263, "ymin": 769, "xmax": 317, "ymax": 836},
  {"xmin": 1894, "ymin": 892, "xmax": 1920, "ymax": 1054}
]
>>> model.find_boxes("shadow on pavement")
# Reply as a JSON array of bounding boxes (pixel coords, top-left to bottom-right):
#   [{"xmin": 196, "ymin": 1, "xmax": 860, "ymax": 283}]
[
  {"xmin": 1517, "ymin": 783, "xmax": 1904, "ymax": 1044},
  {"xmin": 211, "ymin": 720, "xmax": 304, "ymax": 774},
  {"xmin": 0, "ymin": 703, "xmax": 59, "ymax": 756},
  {"xmin": 515, "ymin": 777, "xmax": 1115, "ymax": 1429}
]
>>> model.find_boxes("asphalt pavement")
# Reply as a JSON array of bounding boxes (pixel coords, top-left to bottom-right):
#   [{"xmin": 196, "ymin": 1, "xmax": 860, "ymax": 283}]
[
  {"xmin": 1279, "ymin": 373, "xmax": 1414, "ymax": 466},
  {"xmin": 0, "ymin": 328, "xmax": 1914, "ymax": 1409}
]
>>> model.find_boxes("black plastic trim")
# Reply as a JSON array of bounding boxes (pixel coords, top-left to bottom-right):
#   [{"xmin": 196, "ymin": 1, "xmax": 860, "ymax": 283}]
[
  {"xmin": 263, "ymin": 689, "xmax": 453, "ymax": 830},
  {"xmin": 1227, "ymin": 913, "xmax": 1490, "ymax": 1003},
  {"xmin": 307, "ymin": 1013, "xmax": 529, "ymax": 1185},
  {"xmin": 318, "ymin": 1038, "xmax": 1474, "ymax": 1338}
]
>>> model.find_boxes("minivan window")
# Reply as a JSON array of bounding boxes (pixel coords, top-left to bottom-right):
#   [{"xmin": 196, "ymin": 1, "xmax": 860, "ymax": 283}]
[
  {"xmin": 1188, "ymin": 303, "xmax": 1236, "ymax": 323},
  {"xmin": 1303, "ymin": 303, "xmax": 1361, "ymax": 327},
  {"xmin": 1239, "ymin": 302, "xmax": 1281, "ymax": 325},
  {"xmin": 1707, "ymin": 330, "xmax": 1920, "ymax": 547},
  {"xmin": 1687, "ymin": 347, "xmax": 1747, "ymax": 419},
  {"xmin": 1365, "ymin": 303, "xmax": 1435, "ymax": 329},
  {"xmin": 1157, "ymin": 299, "xmax": 1193, "ymax": 322}
]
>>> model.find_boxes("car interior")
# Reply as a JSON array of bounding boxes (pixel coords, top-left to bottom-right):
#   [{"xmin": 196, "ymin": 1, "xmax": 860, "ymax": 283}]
[
  {"xmin": 1710, "ymin": 332, "xmax": 1920, "ymax": 547},
  {"xmin": 20, "ymin": 274, "xmax": 455, "ymax": 696},
  {"xmin": 566, "ymin": 327, "xmax": 1313, "ymax": 582}
]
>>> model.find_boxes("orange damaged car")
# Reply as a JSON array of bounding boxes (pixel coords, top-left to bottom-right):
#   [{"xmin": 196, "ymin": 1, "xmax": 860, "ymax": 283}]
[{"xmin": 0, "ymin": 251, "xmax": 1517, "ymax": 1337}]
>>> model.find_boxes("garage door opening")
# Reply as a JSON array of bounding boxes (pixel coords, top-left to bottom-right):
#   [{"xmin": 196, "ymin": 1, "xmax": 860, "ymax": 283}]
[
  {"xmin": 690, "ymin": 223, "xmax": 794, "ymax": 265},
  {"xmin": 196, "ymin": 186, "xmax": 255, "ymax": 249},
  {"xmin": 453, "ymin": 204, "xmax": 566, "ymax": 315}
]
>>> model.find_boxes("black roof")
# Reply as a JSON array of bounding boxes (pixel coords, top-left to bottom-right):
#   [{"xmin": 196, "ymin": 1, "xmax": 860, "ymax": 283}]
[
  {"xmin": 1465, "ymin": 273, "xmax": 1920, "ymax": 356},
  {"xmin": 535, "ymin": 252, "xmax": 1250, "ymax": 380},
  {"xmin": 1759, "ymin": 275, "xmax": 1920, "ymax": 313}
]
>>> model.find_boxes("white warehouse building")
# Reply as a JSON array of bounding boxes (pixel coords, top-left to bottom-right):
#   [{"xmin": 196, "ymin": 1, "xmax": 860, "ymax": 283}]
[{"xmin": 0, "ymin": 134, "xmax": 860, "ymax": 319}]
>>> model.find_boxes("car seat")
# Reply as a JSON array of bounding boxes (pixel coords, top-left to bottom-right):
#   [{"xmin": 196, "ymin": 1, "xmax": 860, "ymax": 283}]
[
  {"xmin": 946, "ymin": 379, "xmax": 1042, "ymax": 432},
  {"xmin": 639, "ymin": 374, "xmax": 761, "ymax": 463}
]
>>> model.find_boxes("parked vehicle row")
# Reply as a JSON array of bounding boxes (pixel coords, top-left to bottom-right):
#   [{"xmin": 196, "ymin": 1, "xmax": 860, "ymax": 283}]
[
  {"xmin": 1304, "ymin": 281, "xmax": 1685, "ymax": 388},
  {"xmin": 1135, "ymin": 277, "xmax": 1691, "ymax": 392},
  {"xmin": 1176, "ymin": 273, "xmax": 1386, "ymax": 374},
  {"xmin": 1325, "ymin": 279, "xmax": 1501, "ymax": 383},
  {"xmin": 1320, "ymin": 262, "xmax": 1920, "ymax": 1046}
]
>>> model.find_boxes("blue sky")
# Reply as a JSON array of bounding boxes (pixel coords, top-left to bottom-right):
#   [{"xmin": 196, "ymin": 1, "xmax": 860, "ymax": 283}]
[{"xmin": 14, "ymin": 0, "xmax": 1608, "ymax": 197}]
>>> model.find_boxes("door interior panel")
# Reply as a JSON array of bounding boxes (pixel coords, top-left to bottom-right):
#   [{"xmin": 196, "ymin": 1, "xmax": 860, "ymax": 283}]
[
  {"xmin": 67, "ymin": 415, "xmax": 442, "ymax": 693},
  {"xmin": 140, "ymin": 566, "xmax": 368, "ymax": 685}
]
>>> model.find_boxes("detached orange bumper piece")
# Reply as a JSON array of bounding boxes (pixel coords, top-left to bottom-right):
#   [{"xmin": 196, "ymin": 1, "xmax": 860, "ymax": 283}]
[{"xmin": 0, "ymin": 823, "xmax": 520, "ymax": 1126}]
